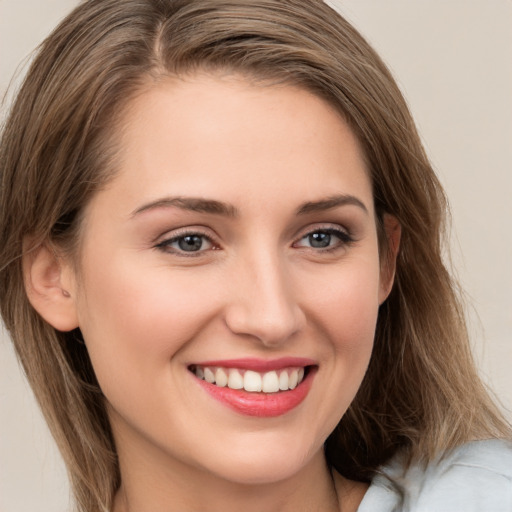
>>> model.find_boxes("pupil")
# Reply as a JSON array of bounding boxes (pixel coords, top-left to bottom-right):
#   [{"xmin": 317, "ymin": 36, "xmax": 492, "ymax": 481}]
[
  {"xmin": 178, "ymin": 235, "xmax": 203, "ymax": 251},
  {"xmin": 309, "ymin": 232, "xmax": 331, "ymax": 248}
]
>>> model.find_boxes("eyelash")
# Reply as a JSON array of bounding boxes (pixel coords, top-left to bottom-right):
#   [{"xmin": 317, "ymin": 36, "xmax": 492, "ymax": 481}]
[
  {"xmin": 155, "ymin": 225, "xmax": 354, "ymax": 257},
  {"xmin": 293, "ymin": 227, "xmax": 354, "ymax": 252},
  {"xmin": 155, "ymin": 228, "xmax": 217, "ymax": 257}
]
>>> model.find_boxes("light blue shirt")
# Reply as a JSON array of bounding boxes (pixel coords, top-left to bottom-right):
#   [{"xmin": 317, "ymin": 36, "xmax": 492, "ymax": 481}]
[{"xmin": 358, "ymin": 439, "xmax": 512, "ymax": 511}]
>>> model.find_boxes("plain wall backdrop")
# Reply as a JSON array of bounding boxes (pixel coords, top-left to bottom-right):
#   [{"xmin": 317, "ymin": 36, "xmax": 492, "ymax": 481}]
[{"xmin": 1, "ymin": 1, "xmax": 511, "ymax": 511}]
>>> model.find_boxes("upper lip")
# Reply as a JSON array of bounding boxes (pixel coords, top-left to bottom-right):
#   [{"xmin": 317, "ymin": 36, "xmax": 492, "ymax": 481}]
[{"xmin": 189, "ymin": 357, "xmax": 316, "ymax": 372}]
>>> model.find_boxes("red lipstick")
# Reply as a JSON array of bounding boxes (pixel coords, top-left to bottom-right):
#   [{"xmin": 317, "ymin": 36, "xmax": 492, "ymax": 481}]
[
  {"xmin": 190, "ymin": 358, "xmax": 317, "ymax": 417},
  {"xmin": 195, "ymin": 357, "xmax": 315, "ymax": 372}
]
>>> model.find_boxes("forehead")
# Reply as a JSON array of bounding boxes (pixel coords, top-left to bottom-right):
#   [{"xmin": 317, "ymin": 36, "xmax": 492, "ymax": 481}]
[{"xmin": 87, "ymin": 73, "xmax": 373, "ymax": 220}]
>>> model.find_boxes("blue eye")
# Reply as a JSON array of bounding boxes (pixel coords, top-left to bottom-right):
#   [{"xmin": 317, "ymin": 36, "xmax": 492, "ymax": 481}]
[
  {"xmin": 308, "ymin": 231, "xmax": 333, "ymax": 248},
  {"xmin": 295, "ymin": 228, "xmax": 352, "ymax": 250},
  {"xmin": 156, "ymin": 233, "xmax": 214, "ymax": 254}
]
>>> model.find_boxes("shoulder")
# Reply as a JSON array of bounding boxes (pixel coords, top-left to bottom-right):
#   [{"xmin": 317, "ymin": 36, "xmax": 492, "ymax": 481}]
[{"xmin": 358, "ymin": 439, "xmax": 512, "ymax": 512}]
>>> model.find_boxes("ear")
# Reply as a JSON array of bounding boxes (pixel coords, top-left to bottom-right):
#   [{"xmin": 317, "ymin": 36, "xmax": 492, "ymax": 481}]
[
  {"xmin": 378, "ymin": 214, "xmax": 401, "ymax": 304},
  {"xmin": 23, "ymin": 242, "xmax": 79, "ymax": 332}
]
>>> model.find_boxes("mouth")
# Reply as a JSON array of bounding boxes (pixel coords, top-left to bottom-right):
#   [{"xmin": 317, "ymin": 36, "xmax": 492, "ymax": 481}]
[
  {"xmin": 188, "ymin": 358, "xmax": 317, "ymax": 417},
  {"xmin": 190, "ymin": 364, "xmax": 308, "ymax": 392}
]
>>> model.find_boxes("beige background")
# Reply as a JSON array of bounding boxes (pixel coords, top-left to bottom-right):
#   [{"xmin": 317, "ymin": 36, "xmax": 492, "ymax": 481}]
[{"xmin": 1, "ymin": 1, "xmax": 511, "ymax": 511}]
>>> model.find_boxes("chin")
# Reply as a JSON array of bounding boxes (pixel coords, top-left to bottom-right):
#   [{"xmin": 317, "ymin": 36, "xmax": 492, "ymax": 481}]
[
  {"xmin": 209, "ymin": 457, "xmax": 309, "ymax": 486},
  {"xmin": 195, "ymin": 432, "xmax": 325, "ymax": 486}
]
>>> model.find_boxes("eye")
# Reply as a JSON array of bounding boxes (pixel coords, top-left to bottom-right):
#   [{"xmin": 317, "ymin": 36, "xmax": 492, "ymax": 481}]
[
  {"xmin": 294, "ymin": 227, "xmax": 353, "ymax": 251},
  {"xmin": 156, "ymin": 232, "xmax": 215, "ymax": 255}
]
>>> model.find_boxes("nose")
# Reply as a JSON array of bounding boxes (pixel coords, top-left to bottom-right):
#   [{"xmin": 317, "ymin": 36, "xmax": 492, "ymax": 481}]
[{"xmin": 224, "ymin": 251, "xmax": 305, "ymax": 347}]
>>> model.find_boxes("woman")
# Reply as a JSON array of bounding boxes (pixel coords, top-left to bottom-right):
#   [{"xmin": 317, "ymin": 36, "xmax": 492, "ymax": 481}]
[{"xmin": 0, "ymin": 1, "xmax": 510, "ymax": 511}]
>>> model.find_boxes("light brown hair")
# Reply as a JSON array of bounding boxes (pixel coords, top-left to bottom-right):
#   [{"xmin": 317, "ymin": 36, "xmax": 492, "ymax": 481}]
[{"xmin": 0, "ymin": 1, "xmax": 509, "ymax": 510}]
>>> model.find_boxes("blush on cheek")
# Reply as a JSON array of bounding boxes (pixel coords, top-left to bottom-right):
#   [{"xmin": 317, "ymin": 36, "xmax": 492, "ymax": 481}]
[{"xmin": 313, "ymin": 275, "xmax": 380, "ymax": 353}]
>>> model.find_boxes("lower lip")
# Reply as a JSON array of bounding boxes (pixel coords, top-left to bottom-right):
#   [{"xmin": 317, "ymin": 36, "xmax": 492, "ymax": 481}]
[{"xmin": 194, "ymin": 368, "xmax": 316, "ymax": 418}]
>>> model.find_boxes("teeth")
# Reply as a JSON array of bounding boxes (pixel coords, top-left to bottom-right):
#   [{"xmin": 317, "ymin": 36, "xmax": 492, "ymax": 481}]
[
  {"xmin": 204, "ymin": 367, "xmax": 215, "ymax": 383},
  {"xmin": 278, "ymin": 370, "xmax": 289, "ymax": 390},
  {"xmin": 262, "ymin": 371, "xmax": 279, "ymax": 393},
  {"xmin": 244, "ymin": 370, "xmax": 262, "ymax": 392},
  {"xmin": 289, "ymin": 369, "xmax": 299, "ymax": 390},
  {"xmin": 194, "ymin": 365, "xmax": 307, "ymax": 393},
  {"xmin": 215, "ymin": 368, "xmax": 228, "ymax": 387},
  {"xmin": 227, "ymin": 369, "xmax": 244, "ymax": 390}
]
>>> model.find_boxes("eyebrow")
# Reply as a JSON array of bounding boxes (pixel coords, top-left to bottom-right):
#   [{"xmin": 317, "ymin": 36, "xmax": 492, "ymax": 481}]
[
  {"xmin": 295, "ymin": 194, "xmax": 368, "ymax": 215},
  {"xmin": 131, "ymin": 197, "xmax": 238, "ymax": 218},
  {"xmin": 131, "ymin": 193, "xmax": 368, "ymax": 218}
]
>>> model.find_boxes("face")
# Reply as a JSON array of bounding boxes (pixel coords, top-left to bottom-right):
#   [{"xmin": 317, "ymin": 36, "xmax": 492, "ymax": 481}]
[{"xmin": 66, "ymin": 74, "xmax": 394, "ymax": 486}]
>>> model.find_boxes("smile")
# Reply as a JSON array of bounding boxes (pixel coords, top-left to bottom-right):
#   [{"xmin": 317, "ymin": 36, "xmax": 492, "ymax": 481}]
[
  {"xmin": 191, "ymin": 365, "xmax": 306, "ymax": 393},
  {"xmin": 189, "ymin": 358, "xmax": 317, "ymax": 417}
]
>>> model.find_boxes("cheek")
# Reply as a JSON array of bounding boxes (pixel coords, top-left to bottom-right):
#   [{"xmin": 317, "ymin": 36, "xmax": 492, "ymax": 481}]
[
  {"xmin": 293, "ymin": 258, "xmax": 381, "ymax": 444},
  {"xmin": 304, "ymin": 257, "xmax": 381, "ymax": 355},
  {"xmin": 74, "ymin": 254, "xmax": 219, "ymax": 389}
]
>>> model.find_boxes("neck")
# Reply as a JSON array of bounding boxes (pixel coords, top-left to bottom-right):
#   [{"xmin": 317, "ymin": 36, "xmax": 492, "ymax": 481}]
[{"xmin": 112, "ymin": 448, "xmax": 355, "ymax": 512}]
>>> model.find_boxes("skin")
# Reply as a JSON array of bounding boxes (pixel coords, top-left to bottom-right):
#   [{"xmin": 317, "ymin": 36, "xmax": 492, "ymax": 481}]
[{"xmin": 26, "ymin": 74, "xmax": 399, "ymax": 512}]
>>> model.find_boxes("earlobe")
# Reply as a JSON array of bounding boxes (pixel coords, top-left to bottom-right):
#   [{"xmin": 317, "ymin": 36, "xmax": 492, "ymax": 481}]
[
  {"xmin": 378, "ymin": 214, "xmax": 401, "ymax": 304},
  {"xmin": 23, "ymin": 242, "xmax": 79, "ymax": 332}
]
